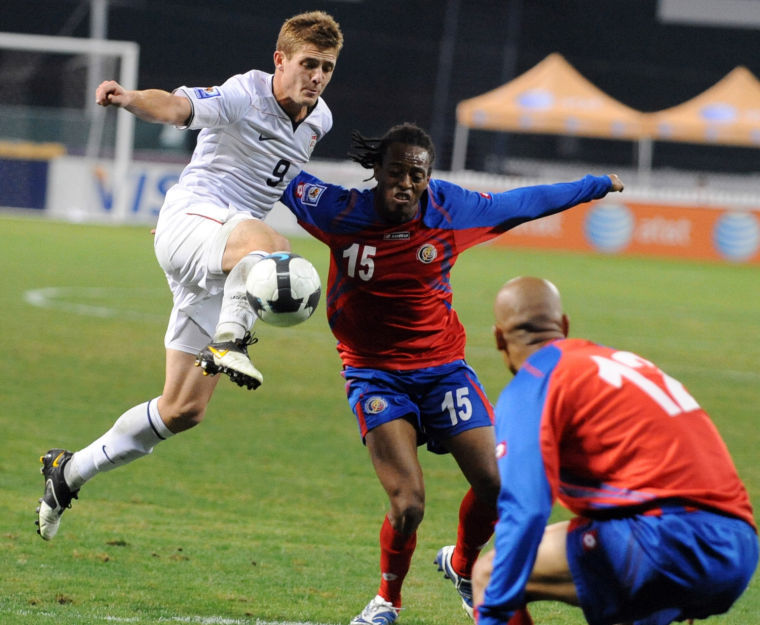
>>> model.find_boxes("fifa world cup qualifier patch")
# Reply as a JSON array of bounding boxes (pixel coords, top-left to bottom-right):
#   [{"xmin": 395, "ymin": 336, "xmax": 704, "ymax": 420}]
[
  {"xmin": 296, "ymin": 182, "xmax": 327, "ymax": 206},
  {"xmin": 193, "ymin": 86, "xmax": 221, "ymax": 99}
]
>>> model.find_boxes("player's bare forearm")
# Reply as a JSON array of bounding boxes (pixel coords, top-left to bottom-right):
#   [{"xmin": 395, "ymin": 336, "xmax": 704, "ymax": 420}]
[{"xmin": 95, "ymin": 81, "xmax": 191, "ymax": 126}]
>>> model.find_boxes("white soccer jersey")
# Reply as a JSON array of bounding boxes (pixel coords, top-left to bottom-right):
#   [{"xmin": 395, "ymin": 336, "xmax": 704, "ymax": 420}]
[{"xmin": 173, "ymin": 69, "xmax": 332, "ymax": 218}]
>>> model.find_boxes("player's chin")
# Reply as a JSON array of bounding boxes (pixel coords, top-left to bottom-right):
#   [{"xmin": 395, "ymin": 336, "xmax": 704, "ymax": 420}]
[
  {"xmin": 300, "ymin": 91, "xmax": 320, "ymax": 106},
  {"xmin": 384, "ymin": 201, "xmax": 415, "ymax": 224}
]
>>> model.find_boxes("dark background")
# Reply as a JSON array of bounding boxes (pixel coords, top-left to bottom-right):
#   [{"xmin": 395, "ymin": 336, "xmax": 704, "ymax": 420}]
[{"xmin": 2, "ymin": 0, "xmax": 760, "ymax": 173}]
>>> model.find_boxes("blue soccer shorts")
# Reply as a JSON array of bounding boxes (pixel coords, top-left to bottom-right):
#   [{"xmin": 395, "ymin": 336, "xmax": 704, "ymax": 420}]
[
  {"xmin": 566, "ymin": 507, "xmax": 759, "ymax": 625},
  {"xmin": 343, "ymin": 360, "xmax": 494, "ymax": 454}
]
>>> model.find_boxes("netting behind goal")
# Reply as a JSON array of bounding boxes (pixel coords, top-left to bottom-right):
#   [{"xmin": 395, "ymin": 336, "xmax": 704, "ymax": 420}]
[{"xmin": 0, "ymin": 32, "xmax": 138, "ymax": 216}]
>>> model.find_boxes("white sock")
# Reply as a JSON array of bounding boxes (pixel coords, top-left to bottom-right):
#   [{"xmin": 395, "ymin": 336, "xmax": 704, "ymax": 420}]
[
  {"xmin": 214, "ymin": 250, "xmax": 268, "ymax": 341},
  {"xmin": 64, "ymin": 398, "xmax": 173, "ymax": 489}
]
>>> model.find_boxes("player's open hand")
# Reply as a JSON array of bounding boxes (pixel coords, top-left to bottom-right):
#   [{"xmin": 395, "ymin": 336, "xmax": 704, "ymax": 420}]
[
  {"xmin": 608, "ymin": 174, "xmax": 624, "ymax": 192},
  {"xmin": 95, "ymin": 80, "xmax": 129, "ymax": 107}
]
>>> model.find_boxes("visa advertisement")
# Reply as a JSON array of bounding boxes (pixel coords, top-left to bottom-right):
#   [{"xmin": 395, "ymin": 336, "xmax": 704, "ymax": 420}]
[
  {"xmin": 43, "ymin": 156, "xmax": 364, "ymax": 235},
  {"xmin": 46, "ymin": 156, "xmax": 181, "ymax": 222}
]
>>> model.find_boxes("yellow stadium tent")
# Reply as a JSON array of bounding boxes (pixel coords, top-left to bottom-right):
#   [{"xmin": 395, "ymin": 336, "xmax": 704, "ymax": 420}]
[
  {"xmin": 645, "ymin": 65, "xmax": 760, "ymax": 147},
  {"xmin": 451, "ymin": 53, "xmax": 652, "ymax": 178}
]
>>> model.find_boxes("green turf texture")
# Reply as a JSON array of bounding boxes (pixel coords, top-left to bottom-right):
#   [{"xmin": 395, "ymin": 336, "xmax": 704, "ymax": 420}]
[{"xmin": 1, "ymin": 215, "xmax": 757, "ymax": 624}]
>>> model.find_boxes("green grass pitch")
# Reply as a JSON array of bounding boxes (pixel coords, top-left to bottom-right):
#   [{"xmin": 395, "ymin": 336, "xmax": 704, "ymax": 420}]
[{"xmin": 1, "ymin": 215, "xmax": 757, "ymax": 624}]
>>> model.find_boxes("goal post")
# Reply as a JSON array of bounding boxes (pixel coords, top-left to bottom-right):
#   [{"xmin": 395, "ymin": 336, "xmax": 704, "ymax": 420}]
[{"xmin": 0, "ymin": 31, "xmax": 139, "ymax": 220}]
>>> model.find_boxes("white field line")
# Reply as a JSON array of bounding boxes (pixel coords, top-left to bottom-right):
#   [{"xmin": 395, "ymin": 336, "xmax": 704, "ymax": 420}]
[
  {"xmin": 22, "ymin": 286, "xmax": 332, "ymax": 342},
  {"xmin": 24, "ymin": 286, "xmax": 167, "ymax": 322},
  {"xmin": 25, "ymin": 287, "xmax": 759, "ymax": 383}
]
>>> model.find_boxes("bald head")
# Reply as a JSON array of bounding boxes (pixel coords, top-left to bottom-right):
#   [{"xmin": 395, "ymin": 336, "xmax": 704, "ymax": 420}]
[{"xmin": 493, "ymin": 277, "xmax": 568, "ymax": 374}]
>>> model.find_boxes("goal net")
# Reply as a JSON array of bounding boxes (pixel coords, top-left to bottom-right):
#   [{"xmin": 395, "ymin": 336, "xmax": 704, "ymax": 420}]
[{"xmin": 0, "ymin": 32, "xmax": 138, "ymax": 218}]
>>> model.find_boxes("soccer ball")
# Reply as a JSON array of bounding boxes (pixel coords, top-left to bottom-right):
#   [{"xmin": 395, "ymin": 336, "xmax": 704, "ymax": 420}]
[{"xmin": 245, "ymin": 252, "xmax": 321, "ymax": 327}]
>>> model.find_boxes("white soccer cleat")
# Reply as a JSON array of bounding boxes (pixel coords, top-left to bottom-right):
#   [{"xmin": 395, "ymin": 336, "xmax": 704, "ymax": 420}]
[
  {"xmin": 195, "ymin": 332, "xmax": 263, "ymax": 390},
  {"xmin": 350, "ymin": 595, "xmax": 400, "ymax": 625},
  {"xmin": 435, "ymin": 545, "xmax": 474, "ymax": 619}
]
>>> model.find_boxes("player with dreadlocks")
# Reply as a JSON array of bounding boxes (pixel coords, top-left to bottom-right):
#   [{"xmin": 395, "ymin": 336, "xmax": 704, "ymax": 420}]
[{"xmin": 279, "ymin": 122, "xmax": 624, "ymax": 625}]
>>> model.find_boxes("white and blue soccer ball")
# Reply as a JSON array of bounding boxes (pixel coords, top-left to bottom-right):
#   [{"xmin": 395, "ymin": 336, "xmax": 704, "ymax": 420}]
[{"xmin": 246, "ymin": 252, "xmax": 321, "ymax": 327}]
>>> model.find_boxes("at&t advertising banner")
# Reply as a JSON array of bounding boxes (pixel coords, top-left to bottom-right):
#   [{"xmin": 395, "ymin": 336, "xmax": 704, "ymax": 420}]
[{"xmin": 496, "ymin": 199, "xmax": 760, "ymax": 264}]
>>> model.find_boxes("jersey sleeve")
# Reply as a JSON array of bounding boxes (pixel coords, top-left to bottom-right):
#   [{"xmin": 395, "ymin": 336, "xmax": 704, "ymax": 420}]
[
  {"xmin": 428, "ymin": 175, "xmax": 612, "ymax": 245},
  {"xmin": 174, "ymin": 72, "xmax": 252, "ymax": 130},
  {"xmin": 477, "ymin": 348, "xmax": 562, "ymax": 625},
  {"xmin": 280, "ymin": 170, "xmax": 353, "ymax": 235}
]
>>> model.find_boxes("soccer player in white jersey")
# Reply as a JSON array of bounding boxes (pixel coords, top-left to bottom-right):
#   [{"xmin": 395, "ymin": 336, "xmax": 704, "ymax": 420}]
[{"xmin": 36, "ymin": 11, "xmax": 343, "ymax": 540}]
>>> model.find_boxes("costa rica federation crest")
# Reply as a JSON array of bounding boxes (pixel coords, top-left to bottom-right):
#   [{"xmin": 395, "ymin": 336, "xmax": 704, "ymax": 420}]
[
  {"xmin": 364, "ymin": 396, "xmax": 388, "ymax": 414},
  {"xmin": 416, "ymin": 243, "xmax": 437, "ymax": 264}
]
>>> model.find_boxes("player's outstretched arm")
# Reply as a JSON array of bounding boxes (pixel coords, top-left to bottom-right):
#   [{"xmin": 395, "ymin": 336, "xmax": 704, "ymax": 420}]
[
  {"xmin": 607, "ymin": 174, "xmax": 624, "ymax": 192},
  {"xmin": 95, "ymin": 80, "xmax": 191, "ymax": 126}
]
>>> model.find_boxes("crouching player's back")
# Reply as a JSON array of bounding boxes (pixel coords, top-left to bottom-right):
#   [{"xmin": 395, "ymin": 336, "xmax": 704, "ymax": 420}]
[{"xmin": 473, "ymin": 276, "xmax": 758, "ymax": 625}]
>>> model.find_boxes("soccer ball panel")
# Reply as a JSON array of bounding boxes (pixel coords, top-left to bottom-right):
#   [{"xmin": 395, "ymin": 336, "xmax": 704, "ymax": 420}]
[{"xmin": 245, "ymin": 252, "xmax": 321, "ymax": 327}]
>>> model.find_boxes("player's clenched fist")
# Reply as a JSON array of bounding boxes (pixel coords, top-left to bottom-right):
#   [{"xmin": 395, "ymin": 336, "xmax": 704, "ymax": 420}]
[
  {"xmin": 95, "ymin": 80, "xmax": 130, "ymax": 107},
  {"xmin": 607, "ymin": 173, "xmax": 624, "ymax": 192}
]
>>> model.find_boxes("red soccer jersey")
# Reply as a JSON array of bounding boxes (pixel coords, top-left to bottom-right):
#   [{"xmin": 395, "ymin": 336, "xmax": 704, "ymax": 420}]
[
  {"xmin": 281, "ymin": 173, "xmax": 614, "ymax": 369},
  {"xmin": 532, "ymin": 339, "xmax": 752, "ymax": 526},
  {"xmin": 481, "ymin": 338, "xmax": 756, "ymax": 625}
]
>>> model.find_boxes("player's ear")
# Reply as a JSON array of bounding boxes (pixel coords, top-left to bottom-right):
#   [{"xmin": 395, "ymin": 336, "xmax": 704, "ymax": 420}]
[
  {"xmin": 273, "ymin": 50, "xmax": 285, "ymax": 70},
  {"xmin": 561, "ymin": 314, "xmax": 570, "ymax": 338},
  {"xmin": 493, "ymin": 326, "xmax": 507, "ymax": 352}
]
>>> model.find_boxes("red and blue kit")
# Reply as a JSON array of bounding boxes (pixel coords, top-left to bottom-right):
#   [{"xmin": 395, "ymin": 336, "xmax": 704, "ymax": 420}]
[
  {"xmin": 281, "ymin": 174, "xmax": 613, "ymax": 369},
  {"xmin": 479, "ymin": 338, "xmax": 757, "ymax": 625}
]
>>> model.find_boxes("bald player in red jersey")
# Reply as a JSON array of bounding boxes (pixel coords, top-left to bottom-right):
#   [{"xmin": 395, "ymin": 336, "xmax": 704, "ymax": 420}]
[{"xmin": 473, "ymin": 276, "xmax": 758, "ymax": 625}]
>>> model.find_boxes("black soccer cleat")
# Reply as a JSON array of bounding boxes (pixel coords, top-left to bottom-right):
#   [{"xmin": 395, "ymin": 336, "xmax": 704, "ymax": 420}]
[
  {"xmin": 36, "ymin": 448, "xmax": 79, "ymax": 540},
  {"xmin": 195, "ymin": 332, "xmax": 263, "ymax": 390}
]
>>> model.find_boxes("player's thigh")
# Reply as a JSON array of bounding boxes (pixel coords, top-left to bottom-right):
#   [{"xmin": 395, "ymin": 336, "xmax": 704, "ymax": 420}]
[
  {"xmin": 156, "ymin": 187, "xmax": 281, "ymax": 289},
  {"xmin": 365, "ymin": 418, "xmax": 425, "ymax": 498},
  {"xmin": 445, "ymin": 425, "xmax": 499, "ymax": 504},
  {"xmin": 221, "ymin": 218, "xmax": 291, "ymax": 272},
  {"xmin": 525, "ymin": 521, "xmax": 578, "ymax": 603}
]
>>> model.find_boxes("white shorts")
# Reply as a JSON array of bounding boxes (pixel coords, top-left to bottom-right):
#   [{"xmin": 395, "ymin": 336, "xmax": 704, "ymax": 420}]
[{"xmin": 153, "ymin": 186, "xmax": 256, "ymax": 354}]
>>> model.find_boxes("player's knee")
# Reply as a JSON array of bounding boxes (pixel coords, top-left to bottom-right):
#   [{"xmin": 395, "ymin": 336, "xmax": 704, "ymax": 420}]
[
  {"xmin": 470, "ymin": 472, "xmax": 501, "ymax": 507},
  {"xmin": 271, "ymin": 231, "xmax": 291, "ymax": 252},
  {"xmin": 390, "ymin": 497, "xmax": 425, "ymax": 534},
  {"xmin": 159, "ymin": 399, "xmax": 206, "ymax": 432}
]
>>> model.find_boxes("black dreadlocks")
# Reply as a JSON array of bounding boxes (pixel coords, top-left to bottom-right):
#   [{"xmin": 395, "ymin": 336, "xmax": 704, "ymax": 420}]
[{"xmin": 348, "ymin": 122, "xmax": 436, "ymax": 170}]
